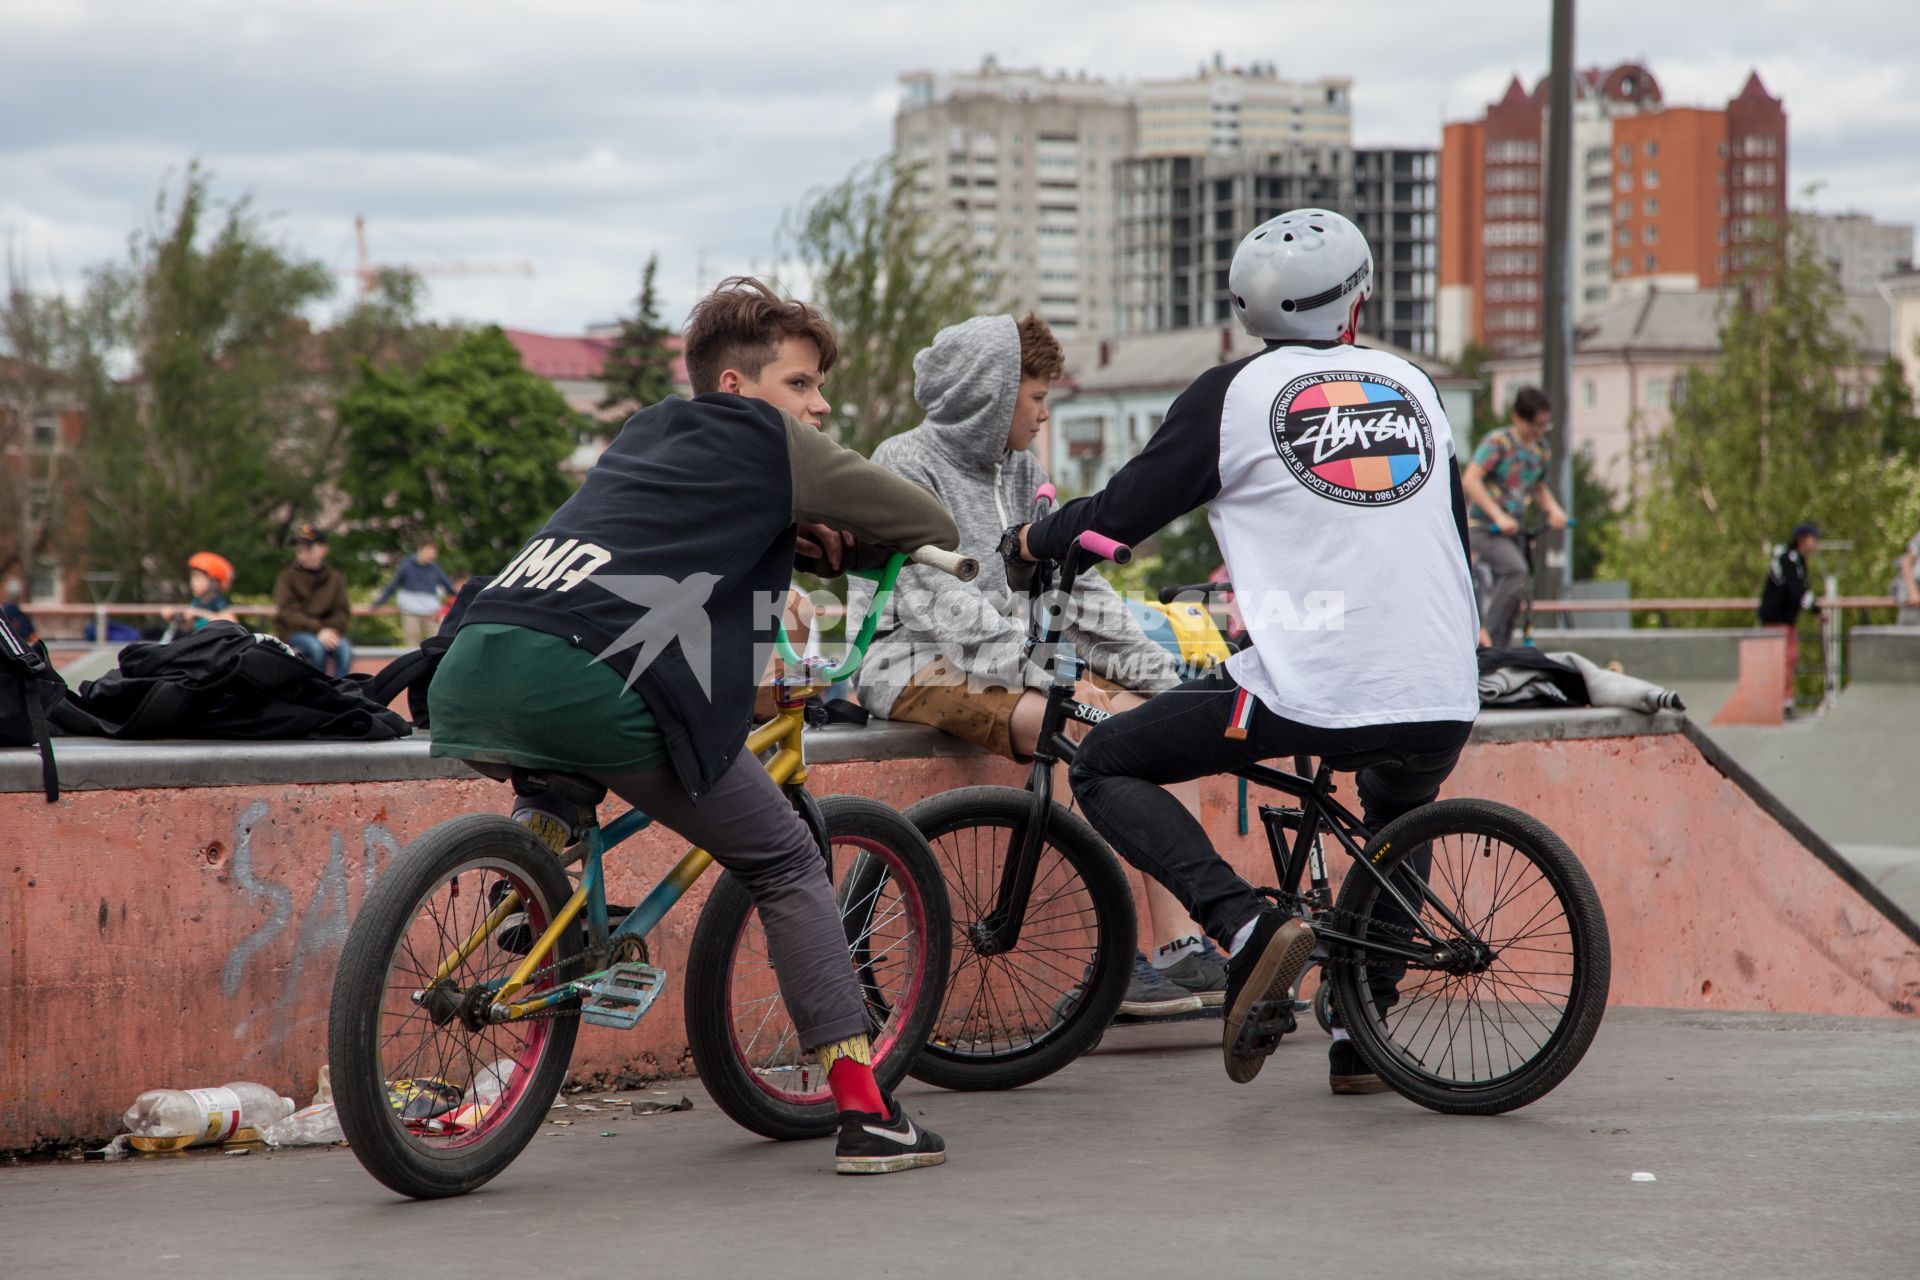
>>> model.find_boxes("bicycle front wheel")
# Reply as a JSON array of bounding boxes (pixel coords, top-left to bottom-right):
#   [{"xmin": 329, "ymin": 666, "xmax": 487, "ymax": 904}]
[
  {"xmin": 908, "ymin": 787, "xmax": 1137, "ymax": 1092},
  {"xmin": 1328, "ymin": 798, "xmax": 1610, "ymax": 1115},
  {"xmin": 328, "ymin": 815, "xmax": 582, "ymax": 1199},
  {"xmin": 682, "ymin": 795, "xmax": 950, "ymax": 1141}
]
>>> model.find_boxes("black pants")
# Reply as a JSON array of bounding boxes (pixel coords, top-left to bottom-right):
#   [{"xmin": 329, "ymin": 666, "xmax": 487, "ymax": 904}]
[{"xmin": 1068, "ymin": 669, "xmax": 1471, "ymax": 1009}]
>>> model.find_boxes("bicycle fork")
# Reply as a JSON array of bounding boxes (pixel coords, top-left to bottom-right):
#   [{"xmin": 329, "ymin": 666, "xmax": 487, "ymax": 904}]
[{"xmin": 971, "ymin": 758, "xmax": 1062, "ymax": 955}]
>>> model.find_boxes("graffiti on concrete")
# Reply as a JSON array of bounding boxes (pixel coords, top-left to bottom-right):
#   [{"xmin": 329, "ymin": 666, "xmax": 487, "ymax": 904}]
[{"xmin": 220, "ymin": 800, "xmax": 404, "ymax": 1043}]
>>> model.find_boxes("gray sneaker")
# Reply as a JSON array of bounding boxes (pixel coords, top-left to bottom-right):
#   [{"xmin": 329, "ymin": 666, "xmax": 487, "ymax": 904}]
[
  {"xmin": 1158, "ymin": 951, "xmax": 1228, "ymax": 1008},
  {"xmin": 1118, "ymin": 954, "xmax": 1204, "ymax": 1017}
]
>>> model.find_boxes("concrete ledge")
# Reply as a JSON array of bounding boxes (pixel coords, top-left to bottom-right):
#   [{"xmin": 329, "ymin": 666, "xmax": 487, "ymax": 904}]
[
  {"xmin": 1544, "ymin": 628, "xmax": 1759, "ymax": 682},
  {"xmin": 0, "ymin": 708, "xmax": 1682, "ymax": 794},
  {"xmin": 1849, "ymin": 627, "xmax": 1920, "ymax": 684}
]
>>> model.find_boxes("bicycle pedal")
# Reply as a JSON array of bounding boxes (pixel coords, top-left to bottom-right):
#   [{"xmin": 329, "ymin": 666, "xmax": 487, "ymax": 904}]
[
  {"xmin": 1232, "ymin": 999, "xmax": 1297, "ymax": 1058},
  {"xmin": 577, "ymin": 962, "xmax": 668, "ymax": 1030}
]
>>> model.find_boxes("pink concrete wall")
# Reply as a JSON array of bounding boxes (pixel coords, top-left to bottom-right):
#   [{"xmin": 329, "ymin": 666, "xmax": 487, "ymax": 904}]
[{"xmin": 4, "ymin": 731, "xmax": 1916, "ymax": 1149}]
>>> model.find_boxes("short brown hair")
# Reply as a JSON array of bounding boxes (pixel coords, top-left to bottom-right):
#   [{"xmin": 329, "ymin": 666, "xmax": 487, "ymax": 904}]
[
  {"xmin": 682, "ymin": 276, "xmax": 839, "ymax": 395},
  {"xmin": 1017, "ymin": 312, "xmax": 1065, "ymax": 382},
  {"xmin": 1512, "ymin": 386, "xmax": 1552, "ymax": 424}
]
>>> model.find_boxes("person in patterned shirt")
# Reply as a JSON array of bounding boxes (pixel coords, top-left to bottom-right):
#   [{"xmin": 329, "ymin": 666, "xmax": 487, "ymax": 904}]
[{"xmin": 1464, "ymin": 387, "xmax": 1568, "ymax": 648}]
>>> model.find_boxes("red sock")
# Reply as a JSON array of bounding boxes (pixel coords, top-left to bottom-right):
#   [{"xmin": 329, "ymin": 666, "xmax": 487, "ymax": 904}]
[{"xmin": 827, "ymin": 1057, "xmax": 886, "ymax": 1116}]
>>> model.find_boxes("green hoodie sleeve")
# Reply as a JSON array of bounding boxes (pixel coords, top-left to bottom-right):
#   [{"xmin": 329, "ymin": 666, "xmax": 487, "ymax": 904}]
[{"xmin": 782, "ymin": 413, "xmax": 960, "ymax": 575}]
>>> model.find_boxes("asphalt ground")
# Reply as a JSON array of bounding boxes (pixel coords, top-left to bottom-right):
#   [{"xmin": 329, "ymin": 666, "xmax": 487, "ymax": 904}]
[{"xmin": 3, "ymin": 1008, "xmax": 1917, "ymax": 1279}]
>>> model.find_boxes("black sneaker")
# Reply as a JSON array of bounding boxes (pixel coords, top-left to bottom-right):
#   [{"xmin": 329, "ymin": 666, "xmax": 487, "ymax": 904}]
[
  {"xmin": 1329, "ymin": 1037, "xmax": 1391, "ymax": 1095},
  {"xmin": 834, "ymin": 1096, "xmax": 946, "ymax": 1175},
  {"xmin": 487, "ymin": 880, "xmax": 631, "ymax": 955},
  {"xmin": 1221, "ymin": 910, "xmax": 1315, "ymax": 1084}
]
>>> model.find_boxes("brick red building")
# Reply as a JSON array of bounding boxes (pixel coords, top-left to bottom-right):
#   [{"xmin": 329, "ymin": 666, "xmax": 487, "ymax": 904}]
[{"xmin": 1440, "ymin": 66, "xmax": 1787, "ymax": 358}]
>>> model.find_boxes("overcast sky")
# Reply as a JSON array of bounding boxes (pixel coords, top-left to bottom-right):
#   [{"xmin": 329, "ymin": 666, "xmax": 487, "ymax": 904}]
[{"xmin": 4, "ymin": 0, "xmax": 1915, "ymax": 335}]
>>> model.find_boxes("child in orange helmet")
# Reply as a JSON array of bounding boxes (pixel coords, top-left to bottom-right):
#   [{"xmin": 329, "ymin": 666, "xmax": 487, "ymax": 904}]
[{"xmin": 181, "ymin": 552, "xmax": 239, "ymax": 630}]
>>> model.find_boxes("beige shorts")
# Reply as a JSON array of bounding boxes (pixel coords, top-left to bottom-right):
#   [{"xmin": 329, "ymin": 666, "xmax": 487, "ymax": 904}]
[{"xmin": 886, "ymin": 656, "xmax": 1132, "ymax": 762}]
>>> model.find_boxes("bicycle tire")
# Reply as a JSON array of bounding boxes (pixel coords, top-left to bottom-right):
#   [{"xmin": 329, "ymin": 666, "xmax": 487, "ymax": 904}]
[
  {"xmin": 907, "ymin": 786, "xmax": 1136, "ymax": 1092},
  {"xmin": 328, "ymin": 815, "xmax": 581, "ymax": 1199},
  {"xmin": 681, "ymin": 794, "xmax": 950, "ymax": 1141},
  {"xmin": 1328, "ymin": 798, "xmax": 1610, "ymax": 1115}
]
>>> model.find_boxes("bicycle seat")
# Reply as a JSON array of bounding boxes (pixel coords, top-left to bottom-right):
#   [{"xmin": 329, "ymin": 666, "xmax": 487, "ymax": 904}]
[
  {"xmin": 508, "ymin": 767, "xmax": 609, "ymax": 809},
  {"xmin": 1318, "ymin": 746, "xmax": 1458, "ymax": 773},
  {"xmin": 1319, "ymin": 748, "xmax": 1407, "ymax": 772}
]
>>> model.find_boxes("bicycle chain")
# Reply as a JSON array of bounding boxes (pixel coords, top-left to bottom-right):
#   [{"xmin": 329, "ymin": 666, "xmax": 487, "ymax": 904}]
[{"xmin": 1259, "ymin": 888, "xmax": 1437, "ymax": 972}]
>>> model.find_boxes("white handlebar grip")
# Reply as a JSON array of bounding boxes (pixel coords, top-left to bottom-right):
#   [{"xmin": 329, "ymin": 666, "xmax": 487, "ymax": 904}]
[{"xmin": 911, "ymin": 545, "xmax": 979, "ymax": 581}]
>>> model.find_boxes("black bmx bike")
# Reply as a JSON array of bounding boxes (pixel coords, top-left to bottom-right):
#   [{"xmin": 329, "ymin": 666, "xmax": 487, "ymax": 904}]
[{"xmin": 910, "ymin": 490, "xmax": 1612, "ymax": 1114}]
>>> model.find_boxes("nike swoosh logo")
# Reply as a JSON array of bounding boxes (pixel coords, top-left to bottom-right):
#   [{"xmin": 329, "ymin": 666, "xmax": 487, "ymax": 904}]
[{"xmin": 862, "ymin": 1117, "xmax": 917, "ymax": 1144}]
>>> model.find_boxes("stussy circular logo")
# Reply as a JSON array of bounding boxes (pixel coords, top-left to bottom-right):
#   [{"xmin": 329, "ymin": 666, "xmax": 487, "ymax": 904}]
[{"xmin": 1269, "ymin": 371, "xmax": 1435, "ymax": 506}]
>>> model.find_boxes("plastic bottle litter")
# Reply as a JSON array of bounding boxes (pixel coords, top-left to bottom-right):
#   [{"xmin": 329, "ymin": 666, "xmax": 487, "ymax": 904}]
[
  {"xmin": 259, "ymin": 1102, "xmax": 346, "ymax": 1147},
  {"xmin": 122, "ymin": 1082, "xmax": 296, "ymax": 1152},
  {"xmin": 427, "ymin": 1059, "xmax": 516, "ymax": 1134},
  {"xmin": 258, "ymin": 1065, "xmax": 347, "ymax": 1147}
]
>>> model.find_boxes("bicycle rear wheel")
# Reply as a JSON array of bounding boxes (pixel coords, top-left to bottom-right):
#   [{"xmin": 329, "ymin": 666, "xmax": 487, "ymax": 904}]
[
  {"xmin": 682, "ymin": 795, "xmax": 950, "ymax": 1141},
  {"xmin": 908, "ymin": 787, "xmax": 1136, "ymax": 1092},
  {"xmin": 328, "ymin": 815, "xmax": 581, "ymax": 1199},
  {"xmin": 1328, "ymin": 798, "xmax": 1610, "ymax": 1115}
]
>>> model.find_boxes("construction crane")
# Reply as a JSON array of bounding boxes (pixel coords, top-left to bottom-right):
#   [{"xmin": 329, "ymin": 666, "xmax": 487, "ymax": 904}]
[{"xmin": 348, "ymin": 215, "xmax": 534, "ymax": 295}]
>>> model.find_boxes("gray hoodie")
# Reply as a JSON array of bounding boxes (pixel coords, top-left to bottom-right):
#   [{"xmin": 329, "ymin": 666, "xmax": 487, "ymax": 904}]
[{"xmin": 848, "ymin": 315, "xmax": 1176, "ymax": 717}]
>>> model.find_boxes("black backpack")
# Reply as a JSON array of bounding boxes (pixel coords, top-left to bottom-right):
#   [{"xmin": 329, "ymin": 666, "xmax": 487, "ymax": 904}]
[
  {"xmin": 71, "ymin": 622, "xmax": 410, "ymax": 742},
  {"xmin": 1, "ymin": 613, "xmax": 71, "ymax": 801}
]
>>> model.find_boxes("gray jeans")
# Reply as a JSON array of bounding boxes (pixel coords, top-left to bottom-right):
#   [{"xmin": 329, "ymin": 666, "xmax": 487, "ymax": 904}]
[
  {"xmin": 1471, "ymin": 528, "xmax": 1529, "ymax": 648},
  {"xmin": 516, "ymin": 753, "xmax": 870, "ymax": 1051}
]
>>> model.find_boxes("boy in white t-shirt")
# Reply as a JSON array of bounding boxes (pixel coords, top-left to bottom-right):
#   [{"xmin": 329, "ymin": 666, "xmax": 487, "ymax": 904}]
[{"xmin": 1011, "ymin": 211, "xmax": 1480, "ymax": 1091}]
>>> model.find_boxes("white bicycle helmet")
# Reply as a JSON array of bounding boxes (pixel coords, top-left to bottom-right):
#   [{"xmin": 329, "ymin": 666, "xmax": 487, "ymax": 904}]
[{"xmin": 1228, "ymin": 209, "xmax": 1373, "ymax": 343}]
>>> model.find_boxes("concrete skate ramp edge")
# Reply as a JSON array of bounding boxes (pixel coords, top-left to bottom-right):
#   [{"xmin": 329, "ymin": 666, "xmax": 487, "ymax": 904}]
[
  {"xmin": 1679, "ymin": 720, "xmax": 1920, "ymax": 948},
  {"xmin": 3, "ymin": 711, "xmax": 1918, "ymax": 1152}
]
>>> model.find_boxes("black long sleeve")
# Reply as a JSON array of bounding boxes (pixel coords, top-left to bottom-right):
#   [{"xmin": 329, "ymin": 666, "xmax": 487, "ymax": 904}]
[
  {"xmin": 1450, "ymin": 459, "xmax": 1472, "ymax": 567},
  {"xmin": 1027, "ymin": 355, "xmax": 1254, "ymax": 559}
]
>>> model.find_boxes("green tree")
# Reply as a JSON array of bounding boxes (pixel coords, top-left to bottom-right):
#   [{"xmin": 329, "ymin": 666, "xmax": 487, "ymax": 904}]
[
  {"xmin": 599, "ymin": 255, "xmax": 676, "ymax": 422},
  {"xmin": 69, "ymin": 164, "xmax": 337, "ymax": 597},
  {"xmin": 1569, "ymin": 449, "xmax": 1620, "ymax": 581},
  {"xmin": 337, "ymin": 326, "xmax": 583, "ymax": 576},
  {"xmin": 1449, "ymin": 340, "xmax": 1509, "ymax": 449},
  {"xmin": 781, "ymin": 157, "xmax": 986, "ymax": 454},
  {"xmin": 1861, "ymin": 355, "xmax": 1920, "ymax": 462},
  {"xmin": 0, "ymin": 255, "xmax": 84, "ymax": 585},
  {"xmin": 1604, "ymin": 230, "xmax": 1920, "ymax": 610}
]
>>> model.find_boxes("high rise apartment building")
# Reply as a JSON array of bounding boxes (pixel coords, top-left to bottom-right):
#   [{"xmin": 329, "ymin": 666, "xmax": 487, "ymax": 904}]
[
  {"xmin": 1438, "ymin": 65, "xmax": 1787, "ymax": 358},
  {"xmin": 1114, "ymin": 146, "xmax": 1353, "ymax": 332},
  {"xmin": 1352, "ymin": 147, "xmax": 1439, "ymax": 355},
  {"xmin": 896, "ymin": 59, "xmax": 1365, "ymax": 338},
  {"xmin": 895, "ymin": 62, "xmax": 1135, "ymax": 337},
  {"xmin": 1794, "ymin": 211, "xmax": 1916, "ymax": 294},
  {"xmin": 1136, "ymin": 59, "xmax": 1352, "ymax": 156},
  {"xmin": 1114, "ymin": 144, "xmax": 1436, "ymax": 354}
]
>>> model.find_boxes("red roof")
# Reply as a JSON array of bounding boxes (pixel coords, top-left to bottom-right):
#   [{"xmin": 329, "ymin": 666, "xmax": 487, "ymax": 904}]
[
  {"xmin": 1734, "ymin": 70, "xmax": 1778, "ymax": 105},
  {"xmin": 504, "ymin": 328, "xmax": 688, "ymax": 385}
]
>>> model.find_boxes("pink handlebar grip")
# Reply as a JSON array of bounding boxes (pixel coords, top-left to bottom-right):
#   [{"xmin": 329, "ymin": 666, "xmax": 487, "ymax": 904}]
[
  {"xmin": 1077, "ymin": 531, "xmax": 1132, "ymax": 564},
  {"xmin": 1032, "ymin": 483, "xmax": 1056, "ymax": 520}
]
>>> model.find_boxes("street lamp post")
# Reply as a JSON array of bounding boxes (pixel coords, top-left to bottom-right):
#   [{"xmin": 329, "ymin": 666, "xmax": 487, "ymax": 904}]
[{"xmin": 1540, "ymin": 0, "xmax": 1577, "ymax": 597}]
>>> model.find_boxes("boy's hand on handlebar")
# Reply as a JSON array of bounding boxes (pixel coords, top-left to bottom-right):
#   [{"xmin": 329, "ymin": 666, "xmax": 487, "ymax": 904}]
[
  {"xmin": 1494, "ymin": 512, "xmax": 1521, "ymax": 535},
  {"xmin": 1545, "ymin": 511, "xmax": 1570, "ymax": 532},
  {"xmin": 998, "ymin": 523, "xmax": 1039, "ymax": 593},
  {"xmin": 797, "ymin": 522, "xmax": 853, "ymax": 571}
]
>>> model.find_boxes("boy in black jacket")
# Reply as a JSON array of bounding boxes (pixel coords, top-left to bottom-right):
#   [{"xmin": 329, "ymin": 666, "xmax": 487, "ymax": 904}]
[
  {"xmin": 431, "ymin": 278, "xmax": 958, "ymax": 1173},
  {"xmin": 1758, "ymin": 521, "xmax": 1821, "ymax": 715}
]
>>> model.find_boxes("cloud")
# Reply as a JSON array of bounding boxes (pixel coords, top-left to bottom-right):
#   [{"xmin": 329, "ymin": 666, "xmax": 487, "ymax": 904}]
[{"xmin": 2, "ymin": 0, "xmax": 1914, "ymax": 333}]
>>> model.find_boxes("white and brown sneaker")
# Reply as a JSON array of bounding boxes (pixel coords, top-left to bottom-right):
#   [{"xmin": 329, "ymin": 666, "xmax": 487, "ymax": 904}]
[{"xmin": 1221, "ymin": 912, "xmax": 1316, "ymax": 1084}]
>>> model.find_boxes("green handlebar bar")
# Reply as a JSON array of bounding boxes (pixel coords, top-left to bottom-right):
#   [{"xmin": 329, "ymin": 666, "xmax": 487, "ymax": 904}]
[{"xmin": 773, "ymin": 552, "xmax": 908, "ymax": 684}]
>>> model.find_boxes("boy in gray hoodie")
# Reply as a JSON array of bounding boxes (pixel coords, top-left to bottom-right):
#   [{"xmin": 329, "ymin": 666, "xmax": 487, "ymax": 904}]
[{"xmin": 849, "ymin": 312, "xmax": 1228, "ymax": 1015}]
